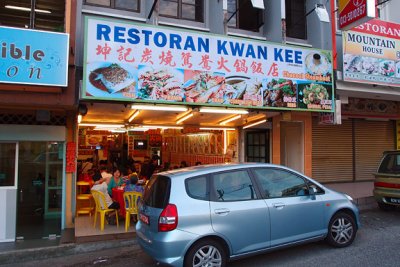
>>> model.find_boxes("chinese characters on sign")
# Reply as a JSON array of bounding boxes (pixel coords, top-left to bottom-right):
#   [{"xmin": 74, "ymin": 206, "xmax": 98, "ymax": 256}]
[
  {"xmin": 83, "ymin": 17, "xmax": 334, "ymax": 112},
  {"xmin": 66, "ymin": 142, "xmax": 76, "ymax": 173}
]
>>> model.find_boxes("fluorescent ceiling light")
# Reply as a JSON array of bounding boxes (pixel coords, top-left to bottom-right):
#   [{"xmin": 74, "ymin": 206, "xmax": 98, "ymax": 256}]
[
  {"xmin": 79, "ymin": 123, "xmax": 125, "ymax": 128},
  {"xmin": 128, "ymin": 127, "xmax": 149, "ymax": 132},
  {"xmin": 128, "ymin": 110, "xmax": 140, "ymax": 123},
  {"xmin": 243, "ymin": 119, "xmax": 267, "ymax": 129},
  {"xmin": 200, "ymin": 127, "xmax": 236, "ymax": 131},
  {"xmin": 111, "ymin": 129, "xmax": 126, "ymax": 133},
  {"xmin": 145, "ymin": 125, "xmax": 184, "ymax": 129},
  {"xmin": 176, "ymin": 113, "xmax": 194, "ymax": 124},
  {"xmin": 131, "ymin": 104, "xmax": 188, "ymax": 112},
  {"xmin": 5, "ymin": 5, "xmax": 51, "ymax": 14},
  {"xmin": 199, "ymin": 108, "xmax": 248, "ymax": 114},
  {"xmin": 219, "ymin": 114, "xmax": 242, "ymax": 125}
]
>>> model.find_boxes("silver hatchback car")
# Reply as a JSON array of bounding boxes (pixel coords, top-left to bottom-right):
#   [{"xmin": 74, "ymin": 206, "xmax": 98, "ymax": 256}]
[{"xmin": 136, "ymin": 163, "xmax": 360, "ymax": 267}]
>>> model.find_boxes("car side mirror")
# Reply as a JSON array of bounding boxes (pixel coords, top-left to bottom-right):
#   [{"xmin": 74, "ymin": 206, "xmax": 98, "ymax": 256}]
[{"xmin": 309, "ymin": 187, "xmax": 317, "ymax": 200}]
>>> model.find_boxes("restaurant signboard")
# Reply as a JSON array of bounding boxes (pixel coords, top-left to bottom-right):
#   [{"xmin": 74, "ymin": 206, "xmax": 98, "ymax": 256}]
[
  {"xmin": 0, "ymin": 26, "xmax": 69, "ymax": 86},
  {"xmin": 82, "ymin": 16, "xmax": 334, "ymax": 112},
  {"xmin": 338, "ymin": 0, "xmax": 375, "ymax": 31},
  {"xmin": 343, "ymin": 19, "xmax": 400, "ymax": 87}
]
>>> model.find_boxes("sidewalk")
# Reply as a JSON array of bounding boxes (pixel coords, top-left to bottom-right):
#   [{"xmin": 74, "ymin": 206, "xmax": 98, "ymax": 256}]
[{"xmin": 0, "ymin": 181, "xmax": 377, "ymax": 265}]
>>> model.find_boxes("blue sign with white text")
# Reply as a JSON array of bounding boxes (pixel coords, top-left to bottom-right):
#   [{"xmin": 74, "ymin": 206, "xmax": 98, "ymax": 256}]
[{"xmin": 0, "ymin": 26, "xmax": 69, "ymax": 86}]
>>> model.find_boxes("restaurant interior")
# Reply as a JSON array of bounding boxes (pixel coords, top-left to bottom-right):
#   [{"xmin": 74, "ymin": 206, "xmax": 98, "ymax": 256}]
[{"xmin": 75, "ymin": 102, "xmax": 276, "ymax": 238}]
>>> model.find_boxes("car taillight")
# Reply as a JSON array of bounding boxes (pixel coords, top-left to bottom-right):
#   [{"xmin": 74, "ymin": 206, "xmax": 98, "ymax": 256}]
[
  {"xmin": 375, "ymin": 182, "xmax": 400, "ymax": 189},
  {"xmin": 158, "ymin": 204, "xmax": 178, "ymax": 232}
]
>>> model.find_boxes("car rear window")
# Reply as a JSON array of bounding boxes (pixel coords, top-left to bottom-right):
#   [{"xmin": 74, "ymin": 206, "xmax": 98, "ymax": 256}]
[
  {"xmin": 378, "ymin": 153, "xmax": 400, "ymax": 174},
  {"xmin": 142, "ymin": 175, "xmax": 171, "ymax": 209}
]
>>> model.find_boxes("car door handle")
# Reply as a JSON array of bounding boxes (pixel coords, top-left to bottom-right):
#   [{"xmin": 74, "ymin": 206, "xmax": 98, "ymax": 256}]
[
  {"xmin": 273, "ymin": 203, "xmax": 285, "ymax": 209},
  {"xmin": 214, "ymin": 208, "xmax": 230, "ymax": 215}
]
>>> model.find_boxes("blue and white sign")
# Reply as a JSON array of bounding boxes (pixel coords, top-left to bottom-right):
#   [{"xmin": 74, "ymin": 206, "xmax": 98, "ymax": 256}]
[
  {"xmin": 83, "ymin": 16, "xmax": 334, "ymax": 112},
  {"xmin": 0, "ymin": 26, "xmax": 69, "ymax": 86}
]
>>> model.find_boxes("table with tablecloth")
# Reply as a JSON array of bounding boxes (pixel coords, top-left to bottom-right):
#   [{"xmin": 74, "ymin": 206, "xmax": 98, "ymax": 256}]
[{"xmin": 112, "ymin": 187, "xmax": 126, "ymax": 217}]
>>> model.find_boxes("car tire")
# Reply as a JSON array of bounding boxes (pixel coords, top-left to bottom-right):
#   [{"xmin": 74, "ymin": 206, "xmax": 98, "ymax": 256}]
[
  {"xmin": 378, "ymin": 202, "xmax": 395, "ymax": 211},
  {"xmin": 326, "ymin": 212, "xmax": 357, "ymax": 248},
  {"xmin": 184, "ymin": 239, "xmax": 227, "ymax": 267}
]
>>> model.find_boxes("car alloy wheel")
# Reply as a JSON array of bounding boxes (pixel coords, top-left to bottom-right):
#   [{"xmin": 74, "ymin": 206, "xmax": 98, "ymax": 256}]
[
  {"xmin": 185, "ymin": 239, "xmax": 226, "ymax": 267},
  {"xmin": 326, "ymin": 212, "xmax": 357, "ymax": 248}
]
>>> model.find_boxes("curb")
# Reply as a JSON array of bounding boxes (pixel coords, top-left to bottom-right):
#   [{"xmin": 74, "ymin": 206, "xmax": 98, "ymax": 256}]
[
  {"xmin": 356, "ymin": 196, "xmax": 378, "ymax": 212},
  {"xmin": 0, "ymin": 239, "xmax": 138, "ymax": 265}
]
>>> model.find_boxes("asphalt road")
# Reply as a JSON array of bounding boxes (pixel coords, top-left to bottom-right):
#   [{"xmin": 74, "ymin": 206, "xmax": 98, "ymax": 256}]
[{"xmin": 5, "ymin": 208, "xmax": 400, "ymax": 267}]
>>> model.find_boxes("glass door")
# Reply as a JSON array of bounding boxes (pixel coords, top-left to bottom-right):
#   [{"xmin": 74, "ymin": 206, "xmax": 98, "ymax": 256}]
[{"xmin": 16, "ymin": 141, "xmax": 63, "ymax": 240}]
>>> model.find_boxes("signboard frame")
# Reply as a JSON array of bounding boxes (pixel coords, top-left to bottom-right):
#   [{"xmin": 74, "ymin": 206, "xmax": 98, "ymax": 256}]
[
  {"xmin": 82, "ymin": 16, "xmax": 335, "ymax": 113},
  {"xmin": 0, "ymin": 26, "xmax": 69, "ymax": 87}
]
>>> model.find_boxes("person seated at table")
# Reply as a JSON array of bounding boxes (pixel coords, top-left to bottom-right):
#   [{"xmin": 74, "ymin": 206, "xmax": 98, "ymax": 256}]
[
  {"xmin": 108, "ymin": 167, "xmax": 124, "ymax": 196},
  {"xmin": 124, "ymin": 175, "xmax": 144, "ymax": 195},
  {"xmin": 100, "ymin": 166, "xmax": 112, "ymax": 180},
  {"xmin": 91, "ymin": 172, "xmax": 120, "ymax": 223}
]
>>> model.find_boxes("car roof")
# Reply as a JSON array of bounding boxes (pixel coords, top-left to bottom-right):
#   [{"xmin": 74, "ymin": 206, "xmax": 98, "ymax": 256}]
[{"xmin": 156, "ymin": 162, "xmax": 297, "ymax": 179}]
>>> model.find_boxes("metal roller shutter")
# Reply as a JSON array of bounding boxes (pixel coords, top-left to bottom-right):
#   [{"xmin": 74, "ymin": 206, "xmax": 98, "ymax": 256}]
[
  {"xmin": 354, "ymin": 120, "xmax": 395, "ymax": 181},
  {"xmin": 312, "ymin": 118, "xmax": 353, "ymax": 182}
]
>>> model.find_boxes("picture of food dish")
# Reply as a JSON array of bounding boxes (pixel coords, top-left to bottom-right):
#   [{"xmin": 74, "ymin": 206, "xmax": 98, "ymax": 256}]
[
  {"xmin": 224, "ymin": 77, "xmax": 263, "ymax": 105},
  {"xmin": 305, "ymin": 52, "xmax": 332, "ymax": 76},
  {"xmin": 301, "ymin": 83, "xmax": 330, "ymax": 105},
  {"xmin": 263, "ymin": 78, "xmax": 297, "ymax": 107},
  {"xmin": 183, "ymin": 71, "xmax": 225, "ymax": 103},
  {"xmin": 88, "ymin": 63, "xmax": 136, "ymax": 94},
  {"xmin": 344, "ymin": 54, "xmax": 395, "ymax": 77},
  {"xmin": 137, "ymin": 67, "xmax": 184, "ymax": 101}
]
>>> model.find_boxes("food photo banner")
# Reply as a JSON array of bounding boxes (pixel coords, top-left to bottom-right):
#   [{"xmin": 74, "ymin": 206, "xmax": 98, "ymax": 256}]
[
  {"xmin": 343, "ymin": 19, "xmax": 400, "ymax": 87},
  {"xmin": 82, "ymin": 16, "xmax": 334, "ymax": 112}
]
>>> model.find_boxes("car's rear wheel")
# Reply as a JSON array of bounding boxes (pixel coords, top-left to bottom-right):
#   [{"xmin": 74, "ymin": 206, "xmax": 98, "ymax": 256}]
[
  {"xmin": 326, "ymin": 212, "xmax": 357, "ymax": 248},
  {"xmin": 184, "ymin": 239, "xmax": 227, "ymax": 267},
  {"xmin": 378, "ymin": 202, "xmax": 395, "ymax": 211}
]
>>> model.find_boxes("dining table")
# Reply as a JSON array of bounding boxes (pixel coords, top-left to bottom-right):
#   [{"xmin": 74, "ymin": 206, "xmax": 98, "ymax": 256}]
[{"xmin": 112, "ymin": 187, "xmax": 126, "ymax": 217}]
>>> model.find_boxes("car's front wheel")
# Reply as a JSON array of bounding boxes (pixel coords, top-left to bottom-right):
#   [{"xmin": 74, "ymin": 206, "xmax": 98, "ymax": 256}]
[
  {"xmin": 184, "ymin": 239, "xmax": 227, "ymax": 267},
  {"xmin": 326, "ymin": 212, "xmax": 357, "ymax": 248}
]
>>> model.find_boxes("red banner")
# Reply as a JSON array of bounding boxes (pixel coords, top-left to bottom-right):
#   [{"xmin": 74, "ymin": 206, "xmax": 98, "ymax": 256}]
[{"xmin": 66, "ymin": 142, "xmax": 76, "ymax": 173}]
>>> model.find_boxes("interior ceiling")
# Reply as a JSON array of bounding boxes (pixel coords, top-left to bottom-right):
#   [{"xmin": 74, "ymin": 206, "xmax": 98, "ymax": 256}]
[
  {"xmin": 80, "ymin": 102, "xmax": 280, "ymax": 128},
  {"xmin": 0, "ymin": 0, "xmax": 65, "ymax": 31}
]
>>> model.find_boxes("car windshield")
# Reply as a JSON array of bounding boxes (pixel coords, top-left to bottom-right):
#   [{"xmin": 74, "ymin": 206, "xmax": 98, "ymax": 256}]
[{"xmin": 378, "ymin": 153, "xmax": 400, "ymax": 175}]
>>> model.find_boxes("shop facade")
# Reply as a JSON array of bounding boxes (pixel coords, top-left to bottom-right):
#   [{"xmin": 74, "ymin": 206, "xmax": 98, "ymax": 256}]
[
  {"xmin": 312, "ymin": 18, "xmax": 400, "ymax": 183},
  {"xmin": 76, "ymin": 15, "xmax": 334, "ymax": 179},
  {"xmin": 0, "ymin": 2, "xmax": 76, "ymax": 242}
]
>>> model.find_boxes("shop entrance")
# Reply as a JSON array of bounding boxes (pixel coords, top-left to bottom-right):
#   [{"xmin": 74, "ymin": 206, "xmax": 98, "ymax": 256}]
[
  {"xmin": 16, "ymin": 141, "xmax": 63, "ymax": 240},
  {"xmin": 280, "ymin": 122, "xmax": 304, "ymax": 173}
]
